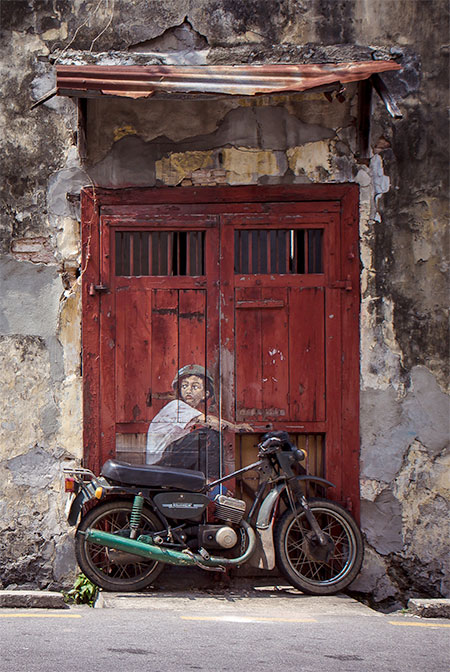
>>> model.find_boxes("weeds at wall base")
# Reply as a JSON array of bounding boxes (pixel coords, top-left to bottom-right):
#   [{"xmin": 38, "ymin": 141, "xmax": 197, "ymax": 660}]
[{"xmin": 63, "ymin": 573, "xmax": 99, "ymax": 607}]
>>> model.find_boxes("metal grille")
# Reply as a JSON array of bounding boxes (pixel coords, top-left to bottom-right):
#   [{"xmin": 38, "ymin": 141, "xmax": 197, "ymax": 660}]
[
  {"xmin": 234, "ymin": 229, "xmax": 323, "ymax": 274},
  {"xmin": 115, "ymin": 230, "xmax": 205, "ymax": 276}
]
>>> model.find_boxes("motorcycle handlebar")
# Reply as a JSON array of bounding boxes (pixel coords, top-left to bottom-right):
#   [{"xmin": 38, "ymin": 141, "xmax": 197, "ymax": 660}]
[
  {"xmin": 258, "ymin": 437, "xmax": 282, "ymax": 453},
  {"xmin": 258, "ymin": 438, "xmax": 306, "ymax": 463}
]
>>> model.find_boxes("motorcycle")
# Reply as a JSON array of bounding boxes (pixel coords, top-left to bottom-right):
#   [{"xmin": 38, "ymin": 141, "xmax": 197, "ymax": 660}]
[{"xmin": 63, "ymin": 431, "xmax": 363, "ymax": 595}]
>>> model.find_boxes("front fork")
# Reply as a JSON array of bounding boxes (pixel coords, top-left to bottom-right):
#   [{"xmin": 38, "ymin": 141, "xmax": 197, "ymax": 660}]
[{"xmin": 288, "ymin": 481, "xmax": 327, "ymax": 546}]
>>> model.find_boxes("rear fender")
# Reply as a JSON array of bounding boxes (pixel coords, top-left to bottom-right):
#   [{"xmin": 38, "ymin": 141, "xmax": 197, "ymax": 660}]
[
  {"xmin": 67, "ymin": 481, "xmax": 145, "ymax": 526},
  {"xmin": 67, "ymin": 482, "xmax": 96, "ymax": 526}
]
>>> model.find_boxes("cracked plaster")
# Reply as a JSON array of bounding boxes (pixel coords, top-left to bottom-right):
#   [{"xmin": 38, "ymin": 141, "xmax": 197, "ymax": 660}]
[{"xmin": 1, "ymin": 0, "xmax": 448, "ymax": 599}]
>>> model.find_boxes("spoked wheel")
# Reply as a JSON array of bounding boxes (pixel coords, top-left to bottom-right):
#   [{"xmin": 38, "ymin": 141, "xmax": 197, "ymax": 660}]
[
  {"xmin": 274, "ymin": 499, "xmax": 363, "ymax": 595},
  {"xmin": 75, "ymin": 501, "xmax": 165, "ymax": 592}
]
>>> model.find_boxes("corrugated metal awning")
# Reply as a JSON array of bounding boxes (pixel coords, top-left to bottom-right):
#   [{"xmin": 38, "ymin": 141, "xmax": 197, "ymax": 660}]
[{"xmin": 54, "ymin": 62, "xmax": 401, "ymax": 99}]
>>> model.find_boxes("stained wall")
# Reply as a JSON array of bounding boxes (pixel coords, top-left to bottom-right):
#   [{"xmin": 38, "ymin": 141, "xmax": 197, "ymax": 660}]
[{"xmin": 0, "ymin": 1, "xmax": 448, "ymax": 600}]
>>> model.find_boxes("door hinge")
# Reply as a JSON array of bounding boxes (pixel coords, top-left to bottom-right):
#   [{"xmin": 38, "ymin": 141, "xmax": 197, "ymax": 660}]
[
  {"xmin": 89, "ymin": 283, "xmax": 109, "ymax": 295},
  {"xmin": 330, "ymin": 276, "xmax": 352, "ymax": 291}
]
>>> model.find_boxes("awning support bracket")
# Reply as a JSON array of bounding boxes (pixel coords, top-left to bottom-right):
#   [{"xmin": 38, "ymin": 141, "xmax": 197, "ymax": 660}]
[{"xmin": 370, "ymin": 73, "xmax": 403, "ymax": 119}]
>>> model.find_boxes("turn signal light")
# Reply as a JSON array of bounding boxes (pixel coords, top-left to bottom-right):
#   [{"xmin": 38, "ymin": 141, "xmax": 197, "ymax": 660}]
[
  {"xmin": 95, "ymin": 487, "xmax": 103, "ymax": 499},
  {"xmin": 64, "ymin": 477, "xmax": 76, "ymax": 493}
]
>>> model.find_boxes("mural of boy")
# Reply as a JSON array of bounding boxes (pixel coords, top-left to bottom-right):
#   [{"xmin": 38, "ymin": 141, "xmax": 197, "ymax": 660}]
[{"xmin": 146, "ymin": 364, "xmax": 252, "ymax": 479}]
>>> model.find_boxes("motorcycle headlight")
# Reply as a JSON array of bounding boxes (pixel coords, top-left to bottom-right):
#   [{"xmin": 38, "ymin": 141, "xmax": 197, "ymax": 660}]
[{"xmin": 293, "ymin": 448, "xmax": 306, "ymax": 463}]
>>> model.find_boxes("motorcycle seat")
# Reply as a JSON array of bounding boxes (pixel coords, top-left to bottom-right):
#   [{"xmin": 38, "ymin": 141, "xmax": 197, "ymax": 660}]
[{"xmin": 101, "ymin": 459, "xmax": 206, "ymax": 492}]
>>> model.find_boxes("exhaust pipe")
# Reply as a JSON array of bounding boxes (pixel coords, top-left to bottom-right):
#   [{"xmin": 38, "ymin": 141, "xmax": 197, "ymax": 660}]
[{"xmin": 82, "ymin": 521, "xmax": 256, "ymax": 568}]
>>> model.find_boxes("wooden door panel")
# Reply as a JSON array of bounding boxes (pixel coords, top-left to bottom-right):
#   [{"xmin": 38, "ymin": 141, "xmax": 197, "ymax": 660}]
[
  {"xmin": 115, "ymin": 289, "xmax": 152, "ymax": 423},
  {"xmin": 288, "ymin": 287, "xmax": 326, "ymax": 421},
  {"xmin": 150, "ymin": 289, "xmax": 179, "ymax": 417},
  {"xmin": 260, "ymin": 287, "xmax": 290, "ymax": 420},
  {"xmin": 178, "ymin": 290, "xmax": 207, "ymax": 371},
  {"xmin": 115, "ymin": 289, "xmax": 208, "ymax": 425},
  {"xmin": 235, "ymin": 287, "xmax": 263, "ymax": 420},
  {"xmin": 234, "ymin": 285, "xmax": 326, "ymax": 423},
  {"xmin": 235, "ymin": 287, "xmax": 290, "ymax": 421}
]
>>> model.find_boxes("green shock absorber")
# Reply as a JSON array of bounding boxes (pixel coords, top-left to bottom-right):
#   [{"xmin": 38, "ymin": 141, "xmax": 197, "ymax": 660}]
[{"xmin": 129, "ymin": 494, "xmax": 144, "ymax": 539}]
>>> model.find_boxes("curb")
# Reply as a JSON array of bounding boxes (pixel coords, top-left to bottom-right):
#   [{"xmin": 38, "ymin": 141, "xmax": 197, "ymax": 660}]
[
  {"xmin": 407, "ymin": 598, "xmax": 450, "ymax": 619},
  {"xmin": 0, "ymin": 591, "xmax": 67, "ymax": 609}
]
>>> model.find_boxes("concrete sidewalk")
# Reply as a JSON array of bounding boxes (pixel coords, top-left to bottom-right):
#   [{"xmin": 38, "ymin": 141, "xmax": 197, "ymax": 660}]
[
  {"xmin": 1, "ymin": 578, "xmax": 449, "ymax": 619},
  {"xmin": 95, "ymin": 583, "xmax": 378, "ymax": 620},
  {"xmin": 0, "ymin": 591, "xmax": 66, "ymax": 609}
]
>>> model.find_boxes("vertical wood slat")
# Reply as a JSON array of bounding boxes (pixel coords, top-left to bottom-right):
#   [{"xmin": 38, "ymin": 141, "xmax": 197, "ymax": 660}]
[
  {"xmin": 142, "ymin": 232, "xmax": 149, "ymax": 275},
  {"xmin": 234, "ymin": 287, "xmax": 263, "ymax": 421},
  {"xmin": 150, "ymin": 289, "xmax": 179, "ymax": 417},
  {"xmin": 178, "ymin": 290, "xmax": 207, "ymax": 381},
  {"xmin": 187, "ymin": 232, "xmax": 193, "ymax": 275},
  {"xmin": 123, "ymin": 231, "xmax": 131, "ymax": 275},
  {"xmin": 114, "ymin": 231, "xmax": 121, "ymax": 276},
  {"xmin": 289, "ymin": 287, "xmax": 326, "ymax": 421},
  {"xmin": 99, "ymin": 216, "xmax": 116, "ymax": 466},
  {"xmin": 151, "ymin": 232, "xmax": 159, "ymax": 275},
  {"xmin": 260, "ymin": 230, "xmax": 267, "ymax": 273},
  {"xmin": 293, "ymin": 229, "xmax": 304, "ymax": 273},
  {"xmin": 130, "ymin": 231, "xmax": 136, "ymax": 275},
  {"xmin": 216, "ymin": 218, "xmax": 234, "ymax": 474},
  {"xmin": 167, "ymin": 231, "xmax": 173, "ymax": 276},
  {"xmin": 323, "ymin": 212, "xmax": 343, "ymax": 501},
  {"xmin": 261, "ymin": 287, "xmax": 289, "ymax": 418},
  {"xmin": 115, "ymin": 290, "xmax": 152, "ymax": 423},
  {"xmin": 82, "ymin": 192, "xmax": 101, "ymax": 472},
  {"xmin": 340, "ymin": 186, "xmax": 360, "ymax": 519},
  {"xmin": 278, "ymin": 230, "xmax": 286, "ymax": 273}
]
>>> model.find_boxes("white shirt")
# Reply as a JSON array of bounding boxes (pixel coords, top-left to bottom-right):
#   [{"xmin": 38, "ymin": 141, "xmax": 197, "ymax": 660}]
[{"xmin": 145, "ymin": 400, "xmax": 202, "ymax": 465}]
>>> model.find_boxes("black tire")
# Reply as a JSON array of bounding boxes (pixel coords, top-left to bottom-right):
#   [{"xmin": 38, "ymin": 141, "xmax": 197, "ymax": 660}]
[
  {"xmin": 274, "ymin": 498, "xmax": 364, "ymax": 595},
  {"xmin": 75, "ymin": 500, "xmax": 165, "ymax": 592}
]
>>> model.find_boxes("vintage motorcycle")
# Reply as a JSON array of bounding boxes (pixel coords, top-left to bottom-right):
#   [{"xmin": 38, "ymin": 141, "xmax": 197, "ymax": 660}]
[{"xmin": 64, "ymin": 431, "xmax": 363, "ymax": 595}]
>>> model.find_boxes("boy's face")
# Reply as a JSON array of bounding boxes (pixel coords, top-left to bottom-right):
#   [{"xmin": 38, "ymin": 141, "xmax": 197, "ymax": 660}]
[{"xmin": 180, "ymin": 375, "xmax": 206, "ymax": 408}]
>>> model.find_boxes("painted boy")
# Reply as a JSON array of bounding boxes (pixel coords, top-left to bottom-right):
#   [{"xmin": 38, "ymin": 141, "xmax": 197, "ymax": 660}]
[{"xmin": 146, "ymin": 364, "xmax": 251, "ymax": 479}]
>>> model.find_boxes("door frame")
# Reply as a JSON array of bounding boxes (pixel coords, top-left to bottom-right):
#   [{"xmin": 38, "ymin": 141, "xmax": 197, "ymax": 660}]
[{"xmin": 81, "ymin": 184, "xmax": 360, "ymax": 516}]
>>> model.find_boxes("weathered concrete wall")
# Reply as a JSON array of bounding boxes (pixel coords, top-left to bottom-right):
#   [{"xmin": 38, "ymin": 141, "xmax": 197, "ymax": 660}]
[{"xmin": 1, "ymin": 1, "xmax": 448, "ymax": 600}]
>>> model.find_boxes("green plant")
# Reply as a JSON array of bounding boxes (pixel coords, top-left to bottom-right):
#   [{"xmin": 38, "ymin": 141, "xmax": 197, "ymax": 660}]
[{"xmin": 63, "ymin": 573, "xmax": 99, "ymax": 607}]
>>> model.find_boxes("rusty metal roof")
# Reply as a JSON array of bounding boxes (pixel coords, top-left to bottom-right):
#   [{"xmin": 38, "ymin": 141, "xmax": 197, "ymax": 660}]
[{"xmin": 55, "ymin": 62, "xmax": 401, "ymax": 99}]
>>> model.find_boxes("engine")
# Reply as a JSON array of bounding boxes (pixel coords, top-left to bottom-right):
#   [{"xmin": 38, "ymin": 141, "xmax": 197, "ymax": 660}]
[
  {"xmin": 214, "ymin": 494, "xmax": 246, "ymax": 523},
  {"xmin": 198, "ymin": 524, "xmax": 238, "ymax": 549},
  {"xmin": 196, "ymin": 495, "xmax": 247, "ymax": 550}
]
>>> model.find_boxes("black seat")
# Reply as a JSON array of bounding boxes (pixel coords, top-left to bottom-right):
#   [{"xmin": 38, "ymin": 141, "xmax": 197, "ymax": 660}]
[{"xmin": 101, "ymin": 459, "xmax": 206, "ymax": 492}]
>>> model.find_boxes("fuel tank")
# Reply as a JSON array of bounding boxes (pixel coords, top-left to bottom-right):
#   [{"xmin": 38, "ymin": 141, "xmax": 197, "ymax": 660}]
[{"xmin": 153, "ymin": 492, "xmax": 210, "ymax": 521}]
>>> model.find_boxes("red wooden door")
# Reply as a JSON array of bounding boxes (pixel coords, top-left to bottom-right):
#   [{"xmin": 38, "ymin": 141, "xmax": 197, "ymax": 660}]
[
  {"xmin": 95, "ymin": 211, "xmax": 221, "ymax": 477},
  {"xmin": 218, "ymin": 204, "xmax": 345, "ymax": 499},
  {"xmin": 82, "ymin": 186, "xmax": 359, "ymax": 514}
]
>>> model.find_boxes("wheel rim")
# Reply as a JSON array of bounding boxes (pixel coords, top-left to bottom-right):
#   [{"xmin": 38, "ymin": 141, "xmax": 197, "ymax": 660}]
[
  {"xmin": 83, "ymin": 507, "xmax": 160, "ymax": 585},
  {"xmin": 284, "ymin": 507, "xmax": 358, "ymax": 588}
]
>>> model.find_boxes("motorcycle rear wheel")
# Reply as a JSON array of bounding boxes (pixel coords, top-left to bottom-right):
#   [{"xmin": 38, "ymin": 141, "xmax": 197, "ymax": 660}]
[
  {"xmin": 274, "ymin": 499, "xmax": 363, "ymax": 595},
  {"xmin": 76, "ymin": 500, "xmax": 164, "ymax": 592}
]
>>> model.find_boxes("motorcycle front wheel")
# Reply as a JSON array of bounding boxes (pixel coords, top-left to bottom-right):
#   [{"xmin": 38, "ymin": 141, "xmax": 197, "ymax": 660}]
[
  {"xmin": 274, "ymin": 499, "xmax": 363, "ymax": 595},
  {"xmin": 75, "ymin": 500, "xmax": 165, "ymax": 592}
]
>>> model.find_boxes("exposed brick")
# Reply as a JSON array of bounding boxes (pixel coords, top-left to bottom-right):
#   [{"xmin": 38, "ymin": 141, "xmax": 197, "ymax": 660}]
[{"xmin": 11, "ymin": 237, "xmax": 56, "ymax": 264}]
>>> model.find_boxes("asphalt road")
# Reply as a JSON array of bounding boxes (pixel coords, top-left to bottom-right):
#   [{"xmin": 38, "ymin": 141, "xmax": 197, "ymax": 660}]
[{"xmin": 1, "ymin": 589, "xmax": 448, "ymax": 672}]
